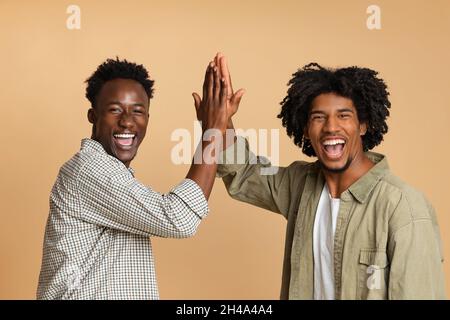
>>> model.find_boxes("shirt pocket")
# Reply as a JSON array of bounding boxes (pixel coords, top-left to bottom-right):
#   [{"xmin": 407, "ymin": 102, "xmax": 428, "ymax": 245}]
[{"xmin": 357, "ymin": 249, "xmax": 390, "ymax": 300}]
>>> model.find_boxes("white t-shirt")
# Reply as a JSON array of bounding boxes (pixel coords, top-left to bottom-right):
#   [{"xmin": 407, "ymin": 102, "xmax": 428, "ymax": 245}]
[{"xmin": 313, "ymin": 184, "xmax": 341, "ymax": 300}]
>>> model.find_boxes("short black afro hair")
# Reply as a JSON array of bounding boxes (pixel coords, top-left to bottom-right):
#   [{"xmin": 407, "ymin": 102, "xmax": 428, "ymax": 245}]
[
  {"xmin": 85, "ymin": 57, "xmax": 155, "ymax": 108},
  {"xmin": 277, "ymin": 63, "xmax": 391, "ymax": 157}
]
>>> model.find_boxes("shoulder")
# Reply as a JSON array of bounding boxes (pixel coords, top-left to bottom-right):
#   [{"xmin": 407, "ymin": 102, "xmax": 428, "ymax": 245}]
[
  {"xmin": 377, "ymin": 172, "xmax": 435, "ymax": 231},
  {"xmin": 60, "ymin": 146, "xmax": 131, "ymax": 183},
  {"xmin": 286, "ymin": 160, "xmax": 316, "ymax": 173},
  {"xmin": 275, "ymin": 160, "xmax": 318, "ymax": 193},
  {"xmin": 286, "ymin": 159, "xmax": 320, "ymax": 182}
]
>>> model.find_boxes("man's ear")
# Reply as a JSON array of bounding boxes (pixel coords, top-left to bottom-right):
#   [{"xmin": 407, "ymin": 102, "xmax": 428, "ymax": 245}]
[
  {"xmin": 87, "ymin": 108, "xmax": 96, "ymax": 124},
  {"xmin": 360, "ymin": 122, "xmax": 367, "ymax": 136},
  {"xmin": 303, "ymin": 127, "xmax": 309, "ymax": 140}
]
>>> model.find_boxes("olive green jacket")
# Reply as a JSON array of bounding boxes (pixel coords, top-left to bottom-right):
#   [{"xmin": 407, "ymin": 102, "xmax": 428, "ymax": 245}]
[{"xmin": 217, "ymin": 137, "xmax": 446, "ymax": 300}]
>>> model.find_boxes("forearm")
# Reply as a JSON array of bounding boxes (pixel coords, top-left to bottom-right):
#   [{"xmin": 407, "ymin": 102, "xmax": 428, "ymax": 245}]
[
  {"xmin": 224, "ymin": 119, "xmax": 237, "ymax": 150},
  {"xmin": 186, "ymin": 139, "xmax": 220, "ymax": 200},
  {"xmin": 187, "ymin": 120, "xmax": 236, "ymax": 200}
]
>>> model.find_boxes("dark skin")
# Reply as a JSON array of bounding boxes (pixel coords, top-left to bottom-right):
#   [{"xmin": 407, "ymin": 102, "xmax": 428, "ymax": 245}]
[
  {"xmin": 88, "ymin": 78, "xmax": 149, "ymax": 168},
  {"xmin": 305, "ymin": 93, "xmax": 374, "ymax": 198},
  {"xmin": 215, "ymin": 54, "xmax": 374, "ymax": 198},
  {"xmin": 193, "ymin": 53, "xmax": 245, "ymax": 150},
  {"xmin": 88, "ymin": 67, "xmax": 229, "ymax": 200},
  {"xmin": 186, "ymin": 61, "xmax": 229, "ymax": 198}
]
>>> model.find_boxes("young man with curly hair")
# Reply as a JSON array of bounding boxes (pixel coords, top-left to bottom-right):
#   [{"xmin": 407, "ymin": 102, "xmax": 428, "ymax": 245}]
[
  {"xmin": 210, "ymin": 54, "xmax": 446, "ymax": 300},
  {"xmin": 37, "ymin": 57, "xmax": 232, "ymax": 299}
]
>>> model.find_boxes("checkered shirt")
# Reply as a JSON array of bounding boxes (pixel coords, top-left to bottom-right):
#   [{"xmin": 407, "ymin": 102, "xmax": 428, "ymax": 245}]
[{"xmin": 37, "ymin": 138, "xmax": 209, "ymax": 300}]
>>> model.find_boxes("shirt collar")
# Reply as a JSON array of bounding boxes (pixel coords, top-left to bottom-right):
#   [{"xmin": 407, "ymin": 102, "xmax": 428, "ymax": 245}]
[
  {"xmin": 81, "ymin": 138, "xmax": 106, "ymax": 154},
  {"xmin": 309, "ymin": 151, "xmax": 389, "ymax": 203},
  {"xmin": 347, "ymin": 151, "xmax": 389, "ymax": 203},
  {"xmin": 80, "ymin": 138, "xmax": 136, "ymax": 175}
]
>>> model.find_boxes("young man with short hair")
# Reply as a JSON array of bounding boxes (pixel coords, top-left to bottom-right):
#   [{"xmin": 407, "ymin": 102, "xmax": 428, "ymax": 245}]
[{"xmin": 37, "ymin": 57, "xmax": 231, "ymax": 299}]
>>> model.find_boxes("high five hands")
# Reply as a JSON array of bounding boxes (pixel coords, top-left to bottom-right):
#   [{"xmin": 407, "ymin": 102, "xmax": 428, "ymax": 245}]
[
  {"xmin": 186, "ymin": 53, "xmax": 245, "ymax": 200},
  {"xmin": 192, "ymin": 53, "xmax": 245, "ymax": 133}
]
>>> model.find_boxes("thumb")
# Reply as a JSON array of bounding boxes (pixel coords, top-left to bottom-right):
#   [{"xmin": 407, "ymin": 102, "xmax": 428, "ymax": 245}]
[
  {"xmin": 231, "ymin": 88, "xmax": 245, "ymax": 107},
  {"xmin": 192, "ymin": 92, "xmax": 201, "ymax": 111}
]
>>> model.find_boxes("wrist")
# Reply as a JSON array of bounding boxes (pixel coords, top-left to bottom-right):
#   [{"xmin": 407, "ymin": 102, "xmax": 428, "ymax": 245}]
[{"xmin": 227, "ymin": 119, "xmax": 234, "ymax": 129}]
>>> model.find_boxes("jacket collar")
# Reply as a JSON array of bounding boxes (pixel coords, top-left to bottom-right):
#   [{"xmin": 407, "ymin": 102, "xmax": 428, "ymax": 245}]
[
  {"xmin": 347, "ymin": 152, "xmax": 389, "ymax": 203},
  {"xmin": 309, "ymin": 151, "xmax": 389, "ymax": 203}
]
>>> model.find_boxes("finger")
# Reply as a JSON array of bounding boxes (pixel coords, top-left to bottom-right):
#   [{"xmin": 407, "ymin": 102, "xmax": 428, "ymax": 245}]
[
  {"xmin": 214, "ymin": 52, "xmax": 222, "ymax": 69},
  {"xmin": 231, "ymin": 88, "xmax": 245, "ymax": 108},
  {"xmin": 214, "ymin": 53, "xmax": 220, "ymax": 70},
  {"xmin": 215, "ymin": 52, "xmax": 223, "ymax": 77},
  {"xmin": 215, "ymin": 52, "xmax": 222, "ymax": 61},
  {"xmin": 214, "ymin": 66, "xmax": 221, "ymax": 102},
  {"xmin": 192, "ymin": 92, "xmax": 201, "ymax": 111},
  {"xmin": 220, "ymin": 77, "xmax": 228, "ymax": 106},
  {"xmin": 202, "ymin": 63, "xmax": 211, "ymax": 99},
  {"xmin": 207, "ymin": 62, "xmax": 214, "ymax": 100},
  {"xmin": 219, "ymin": 55, "xmax": 234, "ymax": 96}
]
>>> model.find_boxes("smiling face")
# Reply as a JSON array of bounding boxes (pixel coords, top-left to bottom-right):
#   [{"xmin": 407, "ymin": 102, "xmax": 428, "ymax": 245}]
[
  {"xmin": 88, "ymin": 78, "xmax": 149, "ymax": 167},
  {"xmin": 305, "ymin": 93, "xmax": 367, "ymax": 173}
]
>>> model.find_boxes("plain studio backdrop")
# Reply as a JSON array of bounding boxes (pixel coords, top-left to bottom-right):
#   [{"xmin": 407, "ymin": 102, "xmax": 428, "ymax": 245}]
[{"xmin": 0, "ymin": 0, "xmax": 449, "ymax": 299}]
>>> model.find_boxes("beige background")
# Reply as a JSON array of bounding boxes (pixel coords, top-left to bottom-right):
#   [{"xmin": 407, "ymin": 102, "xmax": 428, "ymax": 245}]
[{"xmin": 0, "ymin": 0, "xmax": 449, "ymax": 299}]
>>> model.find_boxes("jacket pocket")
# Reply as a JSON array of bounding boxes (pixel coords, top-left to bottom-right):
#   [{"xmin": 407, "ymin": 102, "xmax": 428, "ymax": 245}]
[{"xmin": 357, "ymin": 249, "xmax": 390, "ymax": 300}]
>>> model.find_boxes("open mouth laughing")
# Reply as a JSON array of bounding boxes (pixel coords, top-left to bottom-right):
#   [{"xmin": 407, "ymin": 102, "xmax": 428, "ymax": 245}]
[
  {"xmin": 321, "ymin": 137, "xmax": 346, "ymax": 159},
  {"xmin": 113, "ymin": 132, "xmax": 136, "ymax": 150}
]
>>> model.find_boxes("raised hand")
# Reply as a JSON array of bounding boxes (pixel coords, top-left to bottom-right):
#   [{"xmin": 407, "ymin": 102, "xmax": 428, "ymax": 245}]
[
  {"xmin": 192, "ymin": 61, "xmax": 228, "ymax": 134},
  {"xmin": 193, "ymin": 54, "xmax": 245, "ymax": 126},
  {"xmin": 214, "ymin": 53, "xmax": 245, "ymax": 119},
  {"xmin": 186, "ymin": 61, "xmax": 229, "ymax": 200}
]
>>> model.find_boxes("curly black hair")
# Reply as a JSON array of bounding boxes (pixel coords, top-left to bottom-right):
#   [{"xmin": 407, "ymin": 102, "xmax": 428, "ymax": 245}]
[
  {"xmin": 277, "ymin": 63, "xmax": 391, "ymax": 157},
  {"xmin": 85, "ymin": 57, "xmax": 155, "ymax": 108}
]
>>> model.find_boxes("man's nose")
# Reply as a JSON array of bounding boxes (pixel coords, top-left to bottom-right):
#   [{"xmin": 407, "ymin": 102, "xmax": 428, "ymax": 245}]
[
  {"xmin": 323, "ymin": 116, "xmax": 340, "ymax": 133},
  {"xmin": 118, "ymin": 112, "xmax": 135, "ymax": 128}
]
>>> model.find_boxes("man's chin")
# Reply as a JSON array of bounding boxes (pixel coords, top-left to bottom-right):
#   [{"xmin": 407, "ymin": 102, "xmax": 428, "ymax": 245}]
[
  {"xmin": 319, "ymin": 157, "xmax": 352, "ymax": 173},
  {"xmin": 115, "ymin": 151, "xmax": 136, "ymax": 167}
]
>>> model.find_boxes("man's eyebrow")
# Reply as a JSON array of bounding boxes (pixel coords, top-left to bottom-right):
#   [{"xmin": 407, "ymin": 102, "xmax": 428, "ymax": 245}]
[
  {"xmin": 337, "ymin": 108, "xmax": 354, "ymax": 113},
  {"xmin": 309, "ymin": 108, "xmax": 354, "ymax": 114},
  {"xmin": 106, "ymin": 101, "xmax": 145, "ymax": 107},
  {"xmin": 106, "ymin": 101, "xmax": 122, "ymax": 106}
]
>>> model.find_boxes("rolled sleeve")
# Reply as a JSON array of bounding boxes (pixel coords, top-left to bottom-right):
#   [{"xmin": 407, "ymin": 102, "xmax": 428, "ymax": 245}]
[
  {"xmin": 217, "ymin": 136, "xmax": 251, "ymax": 178},
  {"xmin": 215, "ymin": 136, "xmax": 300, "ymax": 217},
  {"xmin": 171, "ymin": 178, "xmax": 209, "ymax": 219}
]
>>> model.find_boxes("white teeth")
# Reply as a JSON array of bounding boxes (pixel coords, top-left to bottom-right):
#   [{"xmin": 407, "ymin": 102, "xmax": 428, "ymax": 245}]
[
  {"xmin": 114, "ymin": 133, "xmax": 135, "ymax": 139},
  {"xmin": 323, "ymin": 139, "xmax": 345, "ymax": 146}
]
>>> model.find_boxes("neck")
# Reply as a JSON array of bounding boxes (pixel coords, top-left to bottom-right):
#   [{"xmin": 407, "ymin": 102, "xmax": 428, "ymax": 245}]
[{"xmin": 322, "ymin": 151, "xmax": 374, "ymax": 198}]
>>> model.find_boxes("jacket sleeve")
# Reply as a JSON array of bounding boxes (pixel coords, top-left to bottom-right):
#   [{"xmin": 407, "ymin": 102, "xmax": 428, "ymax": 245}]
[
  {"xmin": 217, "ymin": 136, "xmax": 307, "ymax": 219},
  {"xmin": 387, "ymin": 197, "xmax": 446, "ymax": 299}
]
